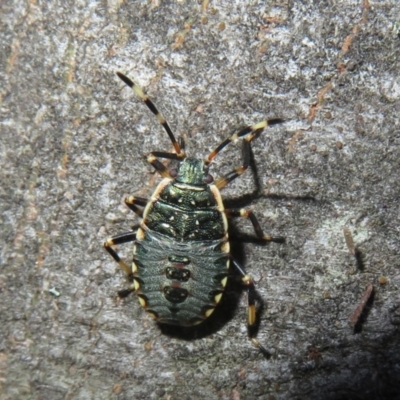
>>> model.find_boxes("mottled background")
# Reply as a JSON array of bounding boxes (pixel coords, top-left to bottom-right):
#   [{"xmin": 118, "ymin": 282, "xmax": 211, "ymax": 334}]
[{"xmin": 1, "ymin": 1, "xmax": 400, "ymax": 399}]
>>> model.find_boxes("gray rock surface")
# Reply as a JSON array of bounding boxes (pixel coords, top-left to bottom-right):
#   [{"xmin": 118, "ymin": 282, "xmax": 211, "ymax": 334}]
[{"xmin": 1, "ymin": 1, "xmax": 400, "ymax": 399}]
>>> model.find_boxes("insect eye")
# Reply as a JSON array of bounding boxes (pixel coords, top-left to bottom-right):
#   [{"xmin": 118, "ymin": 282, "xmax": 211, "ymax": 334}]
[
  {"xmin": 170, "ymin": 168, "xmax": 178, "ymax": 177},
  {"xmin": 204, "ymin": 174, "xmax": 214, "ymax": 184}
]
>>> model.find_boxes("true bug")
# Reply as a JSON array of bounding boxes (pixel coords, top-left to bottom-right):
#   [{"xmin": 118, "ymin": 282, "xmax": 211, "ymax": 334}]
[{"xmin": 104, "ymin": 72, "xmax": 284, "ymax": 355}]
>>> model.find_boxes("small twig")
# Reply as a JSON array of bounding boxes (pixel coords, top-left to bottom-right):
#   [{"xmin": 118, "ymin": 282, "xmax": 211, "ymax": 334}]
[
  {"xmin": 349, "ymin": 283, "xmax": 374, "ymax": 329},
  {"xmin": 344, "ymin": 226, "xmax": 364, "ymax": 270},
  {"xmin": 343, "ymin": 226, "xmax": 355, "ymax": 256}
]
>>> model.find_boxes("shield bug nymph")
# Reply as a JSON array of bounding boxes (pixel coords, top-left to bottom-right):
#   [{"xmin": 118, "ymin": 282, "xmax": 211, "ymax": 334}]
[{"xmin": 104, "ymin": 72, "xmax": 284, "ymax": 355}]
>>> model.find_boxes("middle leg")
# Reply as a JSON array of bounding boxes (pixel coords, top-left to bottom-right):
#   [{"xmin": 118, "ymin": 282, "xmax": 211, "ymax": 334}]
[
  {"xmin": 225, "ymin": 208, "xmax": 284, "ymax": 243},
  {"xmin": 125, "ymin": 196, "xmax": 148, "ymax": 217}
]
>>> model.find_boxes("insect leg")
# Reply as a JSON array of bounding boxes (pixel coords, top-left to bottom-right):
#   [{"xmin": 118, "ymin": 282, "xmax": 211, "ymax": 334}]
[
  {"xmin": 145, "ymin": 138, "xmax": 187, "ymax": 177},
  {"xmin": 214, "ymin": 137, "xmax": 254, "ymax": 189},
  {"xmin": 104, "ymin": 231, "xmax": 136, "ymax": 276},
  {"xmin": 225, "ymin": 208, "xmax": 284, "ymax": 243},
  {"xmin": 231, "ymin": 258, "xmax": 270, "ymax": 357},
  {"xmin": 205, "ymin": 118, "xmax": 284, "ymax": 166},
  {"xmin": 116, "ymin": 72, "xmax": 185, "ymax": 159},
  {"xmin": 146, "ymin": 137, "xmax": 187, "ymax": 162},
  {"xmin": 125, "ymin": 196, "xmax": 148, "ymax": 217},
  {"xmin": 146, "ymin": 154, "xmax": 177, "ymax": 178}
]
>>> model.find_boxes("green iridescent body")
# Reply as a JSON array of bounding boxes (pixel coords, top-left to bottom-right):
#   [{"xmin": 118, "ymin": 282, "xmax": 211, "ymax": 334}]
[{"xmin": 134, "ymin": 158, "xmax": 230, "ymax": 325}]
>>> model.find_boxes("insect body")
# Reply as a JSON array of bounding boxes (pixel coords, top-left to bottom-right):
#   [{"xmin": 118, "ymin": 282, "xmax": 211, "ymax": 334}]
[{"xmin": 104, "ymin": 72, "xmax": 284, "ymax": 355}]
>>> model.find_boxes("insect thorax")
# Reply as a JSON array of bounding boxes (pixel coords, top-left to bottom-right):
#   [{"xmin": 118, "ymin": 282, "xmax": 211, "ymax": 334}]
[{"xmin": 143, "ymin": 179, "xmax": 227, "ymax": 241}]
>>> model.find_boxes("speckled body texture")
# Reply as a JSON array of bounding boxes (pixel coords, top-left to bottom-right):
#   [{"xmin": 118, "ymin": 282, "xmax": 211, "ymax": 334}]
[{"xmin": 133, "ymin": 177, "xmax": 230, "ymax": 326}]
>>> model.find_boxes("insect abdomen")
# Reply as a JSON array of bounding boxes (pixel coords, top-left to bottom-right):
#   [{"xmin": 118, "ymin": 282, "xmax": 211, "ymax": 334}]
[{"xmin": 133, "ymin": 230, "xmax": 229, "ymax": 326}]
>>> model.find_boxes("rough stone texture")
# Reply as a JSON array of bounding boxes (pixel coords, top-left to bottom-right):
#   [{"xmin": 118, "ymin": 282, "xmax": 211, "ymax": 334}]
[{"xmin": 1, "ymin": 1, "xmax": 400, "ymax": 399}]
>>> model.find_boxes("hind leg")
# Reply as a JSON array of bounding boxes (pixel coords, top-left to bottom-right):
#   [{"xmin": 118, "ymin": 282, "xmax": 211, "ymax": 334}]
[{"xmin": 231, "ymin": 258, "xmax": 270, "ymax": 357}]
